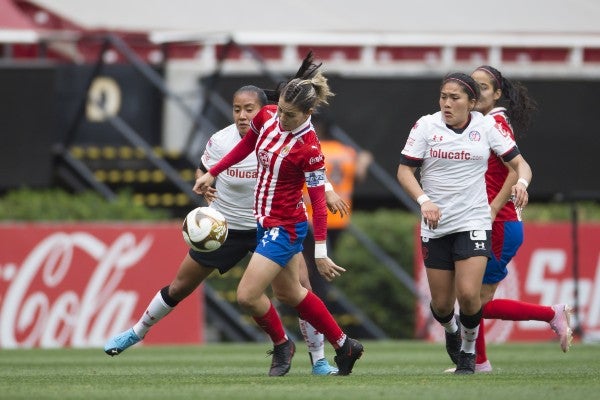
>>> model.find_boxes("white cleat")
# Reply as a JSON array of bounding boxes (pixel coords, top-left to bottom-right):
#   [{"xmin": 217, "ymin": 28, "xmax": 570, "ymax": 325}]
[{"xmin": 550, "ymin": 304, "xmax": 573, "ymax": 353}]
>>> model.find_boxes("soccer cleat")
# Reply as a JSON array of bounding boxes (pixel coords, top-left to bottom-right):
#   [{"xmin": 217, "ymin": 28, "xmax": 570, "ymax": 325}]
[
  {"xmin": 444, "ymin": 359, "xmax": 492, "ymax": 373},
  {"xmin": 445, "ymin": 317, "xmax": 462, "ymax": 365},
  {"xmin": 334, "ymin": 337, "xmax": 364, "ymax": 376},
  {"xmin": 550, "ymin": 304, "xmax": 573, "ymax": 353},
  {"xmin": 267, "ymin": 339, "xmax": 296, "ymax": 376},
  {"xmin": 312, "ymin": 358, "xmax": 339, "ymax": 375},
  {"xmin": 104, "ymin": 328, "xmax": 141, "ymax": 356},
  {"xmin": 454, "ymin": 351, "xmax": 476, "ymax": 375}
]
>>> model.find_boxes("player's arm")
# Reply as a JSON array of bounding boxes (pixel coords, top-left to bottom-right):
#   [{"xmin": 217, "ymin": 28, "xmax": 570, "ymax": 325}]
[
  {"xmin": 306, "ymin": 168, "xmax": 346, "ymax": 281},
  {"xmin": 397, "ymin": 161, "xmax": 441, "ymax": 230},
  {"xmin": 490, "ymin": 162, "xmax": 518, "ymax": 220}
]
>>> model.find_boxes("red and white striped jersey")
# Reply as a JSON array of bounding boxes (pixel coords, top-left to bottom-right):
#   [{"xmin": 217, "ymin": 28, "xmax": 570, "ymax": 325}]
[
  {"xmin": 486, "ymin": 107, "xmax": 520, "ymax": 222},
  {"xmin": 250, "ymin": 105, "xmax": 325, "ymax": 229}
]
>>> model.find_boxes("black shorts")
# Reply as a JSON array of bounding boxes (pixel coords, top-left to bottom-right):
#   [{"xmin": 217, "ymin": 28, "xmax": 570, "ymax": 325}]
[
  {"xmin": 421, "ymin": 230, "xmax": 491, "ymax": 270},
  {"xmin": 188, "ymin": 229, "xmax": 257, "ymax": 274}
]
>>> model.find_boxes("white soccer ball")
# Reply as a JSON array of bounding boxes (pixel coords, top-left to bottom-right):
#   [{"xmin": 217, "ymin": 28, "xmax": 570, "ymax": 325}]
[{"xmin": 182, "ymin": 207, "xmax": 228, "ymax": 252}]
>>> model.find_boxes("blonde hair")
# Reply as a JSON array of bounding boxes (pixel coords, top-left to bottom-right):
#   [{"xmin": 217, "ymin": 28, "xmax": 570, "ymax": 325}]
[{"xmin": 280, "ymin": 71, "xmax": 334, "ymax": 113}]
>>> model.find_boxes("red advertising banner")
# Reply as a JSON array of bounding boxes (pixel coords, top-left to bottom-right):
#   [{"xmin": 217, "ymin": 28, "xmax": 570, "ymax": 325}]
[
  {"xmin": 0, "ymin": 223, "xmax": 202, "ymax": 349},
  {"xmin": 415, "ymin": 223, "xmax": 600, "ymax": 343}
]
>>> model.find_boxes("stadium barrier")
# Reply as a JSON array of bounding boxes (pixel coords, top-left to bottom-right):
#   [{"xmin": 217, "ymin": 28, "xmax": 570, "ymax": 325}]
[
  {"xmin": 0, "ymin": 223, "xmax": 202, "ymax": 349},
  {"xmin": 415, "ymin": 222, "xmax": 600, "ymax": 343}
]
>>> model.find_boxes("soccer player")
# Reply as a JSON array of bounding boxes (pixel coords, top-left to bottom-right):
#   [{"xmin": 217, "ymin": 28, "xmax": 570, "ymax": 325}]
[
  {"xmin": 467, "ymin": 65, "xmax": 572, "ymax": 372},
  {"xmin": 397, "ymin": 72, "xmax": 533, "ymax": 374},
  {"xmin": 194, "ymin": 65, "xmax": 364, "ymax": 376},
  {"xmin": 103, "ymin": 84, "xmax": 343, "ymax": 376}
]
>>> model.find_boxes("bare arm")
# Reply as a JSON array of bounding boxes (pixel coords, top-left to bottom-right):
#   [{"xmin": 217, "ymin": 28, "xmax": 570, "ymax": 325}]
[
  {"xmin": 506, "ymin": 154, "xmax": 533, "ymax": 209},
  {"xmin": 489, "ymin": 162, "xmax": 518, "ymax": 221},
  {"xmin": 397, "ymin": 164, "xmax": 441, "ymax": 229}
]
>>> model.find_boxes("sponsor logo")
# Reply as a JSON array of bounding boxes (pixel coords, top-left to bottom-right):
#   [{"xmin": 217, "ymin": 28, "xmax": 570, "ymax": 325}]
[
  {"xmin": 309, "ymin": 154, "xmax": 324, "ymax": 165},
  {"xmin": 429, "ymin": 148, "xmax": 481, "ymax": 160},
  {"xmin": 226, "ymin": 168, "xmax": 258, "ymax": 179},
  {"xmin": 432, "ymin": 135, "xmax": 444, "ymax": 142},
  {"xmin": 470, "ymin": 230, "xmax": 487, "ymax": 240},
  {"xmin": 474, "ymin": 242, "xmax": 486, "ymax": 250}
]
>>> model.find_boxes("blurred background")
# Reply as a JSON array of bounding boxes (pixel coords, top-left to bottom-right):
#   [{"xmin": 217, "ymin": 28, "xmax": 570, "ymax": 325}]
[{"xmin": 1, "ymin": 0, "xmax": 599, "ymax": 348}]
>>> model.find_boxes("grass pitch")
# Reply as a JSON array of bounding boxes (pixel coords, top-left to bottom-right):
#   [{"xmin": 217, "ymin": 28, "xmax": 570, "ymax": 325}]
[{"xmin": 0, "ymin": 340, "xmax": 598, "ymax": 400}]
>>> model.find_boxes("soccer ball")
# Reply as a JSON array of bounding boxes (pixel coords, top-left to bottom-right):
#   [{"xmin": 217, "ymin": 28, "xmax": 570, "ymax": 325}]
[{"xmin": 182, "ymin": 207, "xmax": 228, "ymax": 252}]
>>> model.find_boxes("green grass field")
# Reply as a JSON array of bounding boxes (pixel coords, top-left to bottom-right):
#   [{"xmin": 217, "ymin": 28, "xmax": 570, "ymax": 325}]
[{"xmin": 1, "ymin": 341, "xmax": 598, "ymax": 400}]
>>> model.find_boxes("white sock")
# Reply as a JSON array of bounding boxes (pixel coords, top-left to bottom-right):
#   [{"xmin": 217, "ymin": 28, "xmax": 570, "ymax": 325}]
[
  {"xmin": 132, "ymin": 290, "xmax": 174, "ymax": 338},
  {"xmin": 461, "ymin": 324, "xmax": 480, "ymax": 354},
  {"xmin": 442, "ymin": 317, "xmax": 459, "ymax": 334},
  {"xmin": 298, "ymin": 318, "xmax": 325, "ymax": 365}
]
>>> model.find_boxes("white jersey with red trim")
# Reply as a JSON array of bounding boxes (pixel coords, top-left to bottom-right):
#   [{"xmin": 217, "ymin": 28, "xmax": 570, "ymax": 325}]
[
  {"xmin": 401, "ymin": 110, "xmax": 516, "ymax": 238},
  {"xmin": 200, "ymin": 124, "xmax": 257, "ymax": 230},
  {"xmin": 250, "ymin": 105, "xmax": 325, "ymax": 228}
]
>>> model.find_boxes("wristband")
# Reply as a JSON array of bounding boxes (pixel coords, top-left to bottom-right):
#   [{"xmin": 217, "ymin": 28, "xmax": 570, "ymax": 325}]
[
  {"xmin": 315, "ymin": 243, "xmax": 328, "ymax": 259},
  {"xmin": 517, "ymin": 178, "xmax": 529, "ymax": 188},
  {"xmin": 324, "ymin": 182, "xmax": 334, "ymax": 192},
  {"xmin": 417, "ymin": 194, "xmax": 431, "ymax": 206}
]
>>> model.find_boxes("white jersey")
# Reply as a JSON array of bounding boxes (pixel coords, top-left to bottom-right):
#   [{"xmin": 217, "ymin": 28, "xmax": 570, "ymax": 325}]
[
  {"xmin": 200, "ymin": 124, "xmax": 257, "ymax": 230},
  {"xmin": 401, "ymin": 111, "xmax": 517, "ymax": 238}
]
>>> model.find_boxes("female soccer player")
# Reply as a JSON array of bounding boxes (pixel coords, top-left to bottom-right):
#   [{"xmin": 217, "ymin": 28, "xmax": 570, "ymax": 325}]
[
  {"xmin": 194, "ymin": 67, "xmax": 364, "ymax": 377},
  {"xmin": 468, "ymin": 65, "xmax": 572, "ymax": 372},
  {"xmin": 397, "ymin": 72, "xmax": 533, "ymax": 374},
  {"xmin": 104, "ymin": 84, "xmax": 346, "ymax": 375}
]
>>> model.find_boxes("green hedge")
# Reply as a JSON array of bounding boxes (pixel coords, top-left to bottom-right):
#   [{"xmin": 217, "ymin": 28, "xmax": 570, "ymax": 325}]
[
  {"xmin": 1, "ymin": 188, "xmax": 598, "ymax": 338},
  {"xmin": 0, "ymin": 188, "xmax": 169, "ymax": 221},
  {"xmin": 334, "ymin": 202, "xmax": 600, "ymax": 338}
]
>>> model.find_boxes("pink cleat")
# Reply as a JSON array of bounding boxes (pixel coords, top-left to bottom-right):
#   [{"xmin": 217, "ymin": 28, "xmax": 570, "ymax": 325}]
[{"xmin": 550, "ymin": 304, "xmax": 573, "ymax": 353}]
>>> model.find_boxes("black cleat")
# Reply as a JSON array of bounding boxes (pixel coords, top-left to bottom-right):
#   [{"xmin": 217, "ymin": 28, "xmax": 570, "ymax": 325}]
[
  {"xmin": 454, "ymin": 351, "xmax": 476, "ymax": 375},
  {"xmin": 334, "ymin": 338, "xmax": 364, "ymax": 376},
  {"xmin": 267, "ymin": 339, "xmax": 296, "ymax": 376},
  {"xmin": 445, "ymin": 317, "xmax": 461, "ymax": 365}
]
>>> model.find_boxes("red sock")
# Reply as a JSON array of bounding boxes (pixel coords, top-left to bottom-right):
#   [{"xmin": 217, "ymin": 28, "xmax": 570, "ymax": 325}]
[
  {"xmin": 295, "ymin": 291, "xmax": 345, "ymax": 348},
  {"xmin": 483, "ymin": 299, "xmax": 554, "ymax": 322},
  {"xmin": 475, "ymin": 319, "xmax": 487, "ymax": 364},
  {"xmin": 252, "ymin": 303, "xmax": 286, "ymax": 344}
]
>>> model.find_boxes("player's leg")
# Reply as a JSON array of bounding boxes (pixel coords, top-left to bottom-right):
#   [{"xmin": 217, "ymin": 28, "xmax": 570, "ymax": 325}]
[
  {"xmin": 296, "ymin": 255, "xmax": 338, "ymax": 375},
  {"xmin": 423, "ymin": 235, "xmax": 462, "ymax": 365},
  {"xmin": 454, "ymin": 255, "xmax": 486, "ymax": 374},
  {"xmin": 104, "ymin": 253, "xmax": 213, "ymax": 356}
]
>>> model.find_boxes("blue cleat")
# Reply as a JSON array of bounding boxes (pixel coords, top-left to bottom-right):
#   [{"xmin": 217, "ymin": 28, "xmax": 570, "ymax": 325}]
[
  {"xmin": 312, "ymin": 358, "xmax": 338, "ymax": 375},
  {"xmin": 104, "ymin": 328, "xmax": 141, "ymax": 356}
]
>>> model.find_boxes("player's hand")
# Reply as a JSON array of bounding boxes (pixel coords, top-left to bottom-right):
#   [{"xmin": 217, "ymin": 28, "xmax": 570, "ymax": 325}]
[
  {"xmin": 421, "ymin": 201, "xmax": 441, "ymax": 230},
  {"xmin": 325, "ymin": 191, "xmax": 350, "ymax": 218},
  {"xmin": 193, "ymin": 173, "xmax": 215, "ymax": 195},
  {"xmin": 510, "ymin": 183, "xmax": 529, "ymax": 209},
  {"xmin": 315, "ymin": 257, "xmax": 346, "ymax": 282},
  {"xmin": 202, "ymin": 187, "xmax": 218, "ymax": 204}
]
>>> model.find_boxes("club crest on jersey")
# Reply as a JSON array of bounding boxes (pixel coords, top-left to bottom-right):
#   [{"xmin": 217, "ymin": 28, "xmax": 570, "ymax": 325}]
[
  {"xmin": 468, "ymin": 130, "xmax": 481, "ymax": 142},
  {"xmin": 258, "ymin": 150, "xmax": 271, "ymax": 167}
]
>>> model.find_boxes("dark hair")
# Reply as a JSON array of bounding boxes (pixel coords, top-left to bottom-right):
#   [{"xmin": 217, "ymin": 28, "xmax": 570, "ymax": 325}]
[
  {"xmin": 474, "ymin": 65, "xmax": 537, "ymax": 135},
  {"xmin": 234, "ymin": 85, "xmax": 268, "ymax": 107},
  {"xmin": 441, "ymin": 72, "xmax": 480, "ymax": 101}
]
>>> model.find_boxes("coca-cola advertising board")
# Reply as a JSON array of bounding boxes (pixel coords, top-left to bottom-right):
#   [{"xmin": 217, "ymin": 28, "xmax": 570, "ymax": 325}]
[
  {"xmin": 415, "ymin": 223, "xmax": 600, "ymax": 342},
  {"xmin": 0, "ymin": 223, "xmax": 203, "ymax": 349}
]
